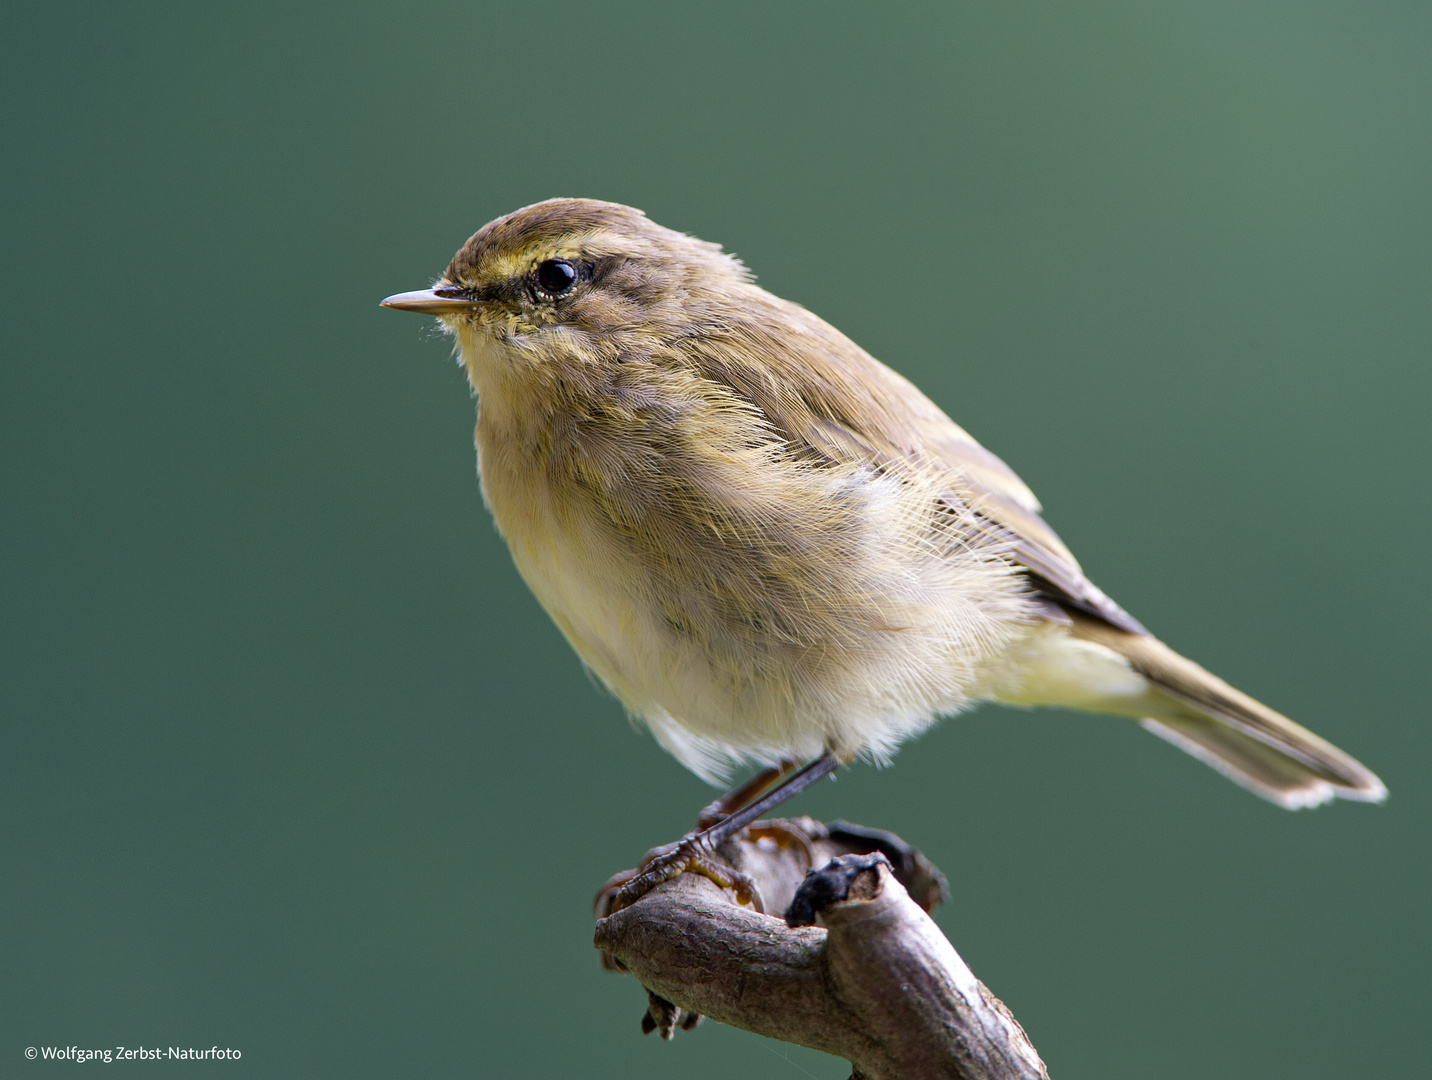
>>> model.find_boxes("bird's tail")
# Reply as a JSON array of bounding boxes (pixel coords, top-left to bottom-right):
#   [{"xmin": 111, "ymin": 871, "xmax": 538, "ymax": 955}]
[{"xmin": 1066, "ymin": 615, "xmax": 1386, "ymax": 809}]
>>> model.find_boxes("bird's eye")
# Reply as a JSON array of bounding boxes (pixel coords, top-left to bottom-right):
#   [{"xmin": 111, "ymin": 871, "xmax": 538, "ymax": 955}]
[{"xmin": 536, "ymin": 259, "xmax": 578, "ymax": 296}]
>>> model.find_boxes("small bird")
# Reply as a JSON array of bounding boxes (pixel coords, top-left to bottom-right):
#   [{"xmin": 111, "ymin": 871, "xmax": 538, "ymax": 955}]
[{"xmin": 383, "ymin": 199, "xmax": 1384, "ymax": 903}]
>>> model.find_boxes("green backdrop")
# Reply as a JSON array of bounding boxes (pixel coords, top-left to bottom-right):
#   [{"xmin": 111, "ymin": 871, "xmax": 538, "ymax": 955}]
[{"xmin": 3, "ymin": 3, "xmax": 1428, "ymax": 1077}]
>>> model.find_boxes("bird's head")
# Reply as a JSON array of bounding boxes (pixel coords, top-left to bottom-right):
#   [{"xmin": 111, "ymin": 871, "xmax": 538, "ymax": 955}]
[{"xmin": 382, "ymin": 199, "xmax": 752, "ymax": 382}]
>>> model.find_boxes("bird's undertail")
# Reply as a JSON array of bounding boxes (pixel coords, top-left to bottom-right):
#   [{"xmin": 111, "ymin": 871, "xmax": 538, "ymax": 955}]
[{"xmin": 1065, "ymin": 615, "xmax": 1387, "ymax": 809}]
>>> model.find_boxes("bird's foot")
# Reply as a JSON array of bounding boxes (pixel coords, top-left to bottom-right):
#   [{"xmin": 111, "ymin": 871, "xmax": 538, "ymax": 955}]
[
  {"xmin": 744, "ymin": 819, "xmax": 818, "ymax": 871},
  {"xmin": 594, "ymin": 833, "xmax": 765, "ymax": 918},
  {"xmin": 641, "ymin": 990, "xmax": 703, "ymax": 1039}
]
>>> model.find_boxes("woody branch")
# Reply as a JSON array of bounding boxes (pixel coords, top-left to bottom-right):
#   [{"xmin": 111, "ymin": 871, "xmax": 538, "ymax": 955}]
[{"xmin": 593, "ymin": 818, "xmax": 1049, "ymax": 1080}]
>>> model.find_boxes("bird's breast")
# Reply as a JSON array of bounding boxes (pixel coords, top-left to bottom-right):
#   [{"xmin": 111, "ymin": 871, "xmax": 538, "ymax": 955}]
[{"xmin": 464, "ymin": 347, "xmax": 1036, "ymax": 779}]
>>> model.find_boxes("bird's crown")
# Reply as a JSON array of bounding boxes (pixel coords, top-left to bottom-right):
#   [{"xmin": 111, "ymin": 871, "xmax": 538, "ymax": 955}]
[{"xmin": 439, "ymin": 199, "xmax": 750, "ymax": 323}]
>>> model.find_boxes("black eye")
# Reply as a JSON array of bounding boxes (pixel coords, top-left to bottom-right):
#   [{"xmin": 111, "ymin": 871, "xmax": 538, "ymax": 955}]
[{"xmin": 536, "ymin": 258, "xmax": 578, "ymax": 296}]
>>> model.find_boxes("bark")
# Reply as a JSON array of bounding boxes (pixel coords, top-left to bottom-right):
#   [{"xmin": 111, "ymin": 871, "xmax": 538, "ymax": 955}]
[{"xmin": 593, "ymin": 817, "xmax": 1049, "ymax": 1080}]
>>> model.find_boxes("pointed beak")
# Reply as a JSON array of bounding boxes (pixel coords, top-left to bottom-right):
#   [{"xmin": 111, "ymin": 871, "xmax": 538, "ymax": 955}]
[{"xmin": 379, "ymin": 286, "xmax": 486, "ymax": 315}]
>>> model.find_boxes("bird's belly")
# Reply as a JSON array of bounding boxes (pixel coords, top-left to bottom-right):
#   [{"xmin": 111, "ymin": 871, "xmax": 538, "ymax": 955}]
[
  {"xmin": 481, "ymin": 451, "xmax": 1036, "ymax": 783},
  {"xmin": 504, "ymin": 512, "xmax": 673, "ymax": 712}
]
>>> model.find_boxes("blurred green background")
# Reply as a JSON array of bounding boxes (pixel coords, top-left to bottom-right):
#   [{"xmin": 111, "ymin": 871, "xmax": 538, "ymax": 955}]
[{"xmin": 3, "ymin": 2, "xmax": 1428, "ymax": 1076}]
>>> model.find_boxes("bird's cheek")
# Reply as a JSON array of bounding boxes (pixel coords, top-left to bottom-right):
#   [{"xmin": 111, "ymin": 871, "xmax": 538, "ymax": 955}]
[
  {"xmin": 452, "ymin": 320, "xmax": 487, "ymax": 352},
  {"xmin": 453, "ymin": 311, "xmax": 516, "ymax": 346}
]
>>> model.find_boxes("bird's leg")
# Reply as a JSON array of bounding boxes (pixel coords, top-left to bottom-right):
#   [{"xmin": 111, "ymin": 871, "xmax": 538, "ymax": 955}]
[
  {"xmin": 699, "ymin": 758, "xmax": 819, "ymax": 870},
  {"xmin": 694, "ymin": 759, "xmax": 799, "ymax": 830},
  {"xmin": 595, "ymin": 762, "xmax": 798, "ymax": 931},
  {"xmin": 596, "ymin": 751, "xmax": 843, "ymax": 917}
]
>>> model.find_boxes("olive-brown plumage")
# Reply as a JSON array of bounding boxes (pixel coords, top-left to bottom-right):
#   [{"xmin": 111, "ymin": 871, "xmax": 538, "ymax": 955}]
[{"xmin": 383, "ymin": 199, "xmax": 1385, "ymax": 810}]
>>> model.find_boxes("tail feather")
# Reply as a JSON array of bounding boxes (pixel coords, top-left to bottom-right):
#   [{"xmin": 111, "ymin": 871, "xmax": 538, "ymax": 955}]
[
  {"xmin": 1067, "ymin": 614, "xmax": 1387, "ymax": 808},
  {"xmin": 1139, "ymin": 716, "xmax": 1374, "ymax": 809}
]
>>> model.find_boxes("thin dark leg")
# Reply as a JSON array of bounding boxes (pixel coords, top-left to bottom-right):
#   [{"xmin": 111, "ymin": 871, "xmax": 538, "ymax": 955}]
[
  {"xmin": 601, "ymin": 750, "xmax": 843, "ymax": 915},
  {"xmin": 698, "ymin": 752, "xmax": 842, "ymax": 848},
  {"xmin": 696, "ymin": 759, "xmax": 799, "ymax": 830}
]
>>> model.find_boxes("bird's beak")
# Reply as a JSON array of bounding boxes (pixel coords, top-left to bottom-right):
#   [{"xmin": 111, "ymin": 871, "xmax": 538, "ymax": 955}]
[{"xmin": 379, "ymin": 287, "xmax": 485, "ymax": 314}]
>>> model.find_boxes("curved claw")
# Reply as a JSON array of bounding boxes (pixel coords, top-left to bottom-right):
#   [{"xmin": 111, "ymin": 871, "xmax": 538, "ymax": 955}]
[
  {"xmin": 745, "ymin": 820, "xmax": 818, "ymax": 871},
  {"xmin": 597, "ymin": 839, "xmax": 766, "ymax": 916},
  {"xmin": 593, "ymin": 867, "xmax": 641, "ymax": 919},
  {"xmin": 641, "ymin": 991, "xmax": 704, "ymax": 1039}
]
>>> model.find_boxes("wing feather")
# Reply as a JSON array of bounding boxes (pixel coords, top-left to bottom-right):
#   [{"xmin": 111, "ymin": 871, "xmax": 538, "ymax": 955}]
[{"xmin": 681, "ymin": 296, "xmax": 1146, "ymax": 634}]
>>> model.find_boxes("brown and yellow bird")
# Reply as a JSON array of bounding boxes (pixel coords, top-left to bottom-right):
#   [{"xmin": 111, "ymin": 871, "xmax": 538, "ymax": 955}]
[{"xmin": 383, "ymin": 199, "xmax": 1383, "ymax": 904}]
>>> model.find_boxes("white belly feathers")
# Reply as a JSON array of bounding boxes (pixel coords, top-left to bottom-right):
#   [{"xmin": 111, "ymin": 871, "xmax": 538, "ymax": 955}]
[{"xmin": 478, "ymin": 421, "xmax": 1036, "ymax": 783}]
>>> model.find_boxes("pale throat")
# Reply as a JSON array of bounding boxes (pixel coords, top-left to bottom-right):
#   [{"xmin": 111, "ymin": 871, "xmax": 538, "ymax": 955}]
[{"xmin": 453, "ymin": 321, "xmax": 537, "ymax": 416}]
